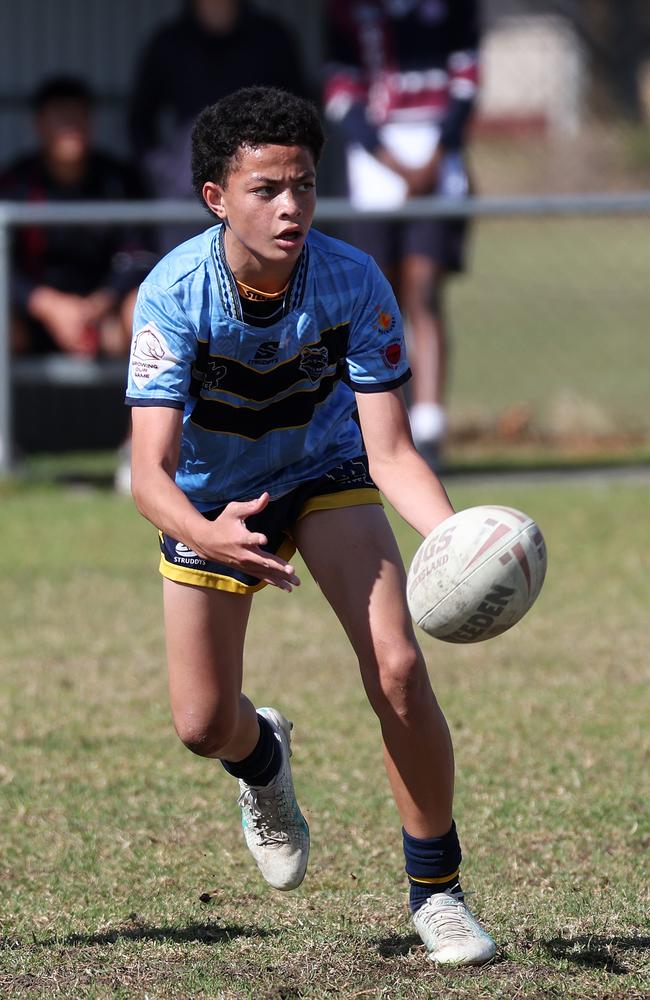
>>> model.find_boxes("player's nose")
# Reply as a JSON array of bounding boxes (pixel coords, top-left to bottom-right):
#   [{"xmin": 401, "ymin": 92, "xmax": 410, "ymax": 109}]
[{"xmin": 279, "ymin": 190, "xmax": 302, "ymax": 217}]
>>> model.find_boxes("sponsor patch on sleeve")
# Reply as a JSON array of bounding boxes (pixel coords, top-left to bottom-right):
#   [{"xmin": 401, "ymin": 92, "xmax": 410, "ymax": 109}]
[
  {"xmin": 130, "ymin": 323, "xmax": 179, "ymax": 389},
  {"xmin": 381, "ymin": 341, "xmax": 402, "ymax": 369}
]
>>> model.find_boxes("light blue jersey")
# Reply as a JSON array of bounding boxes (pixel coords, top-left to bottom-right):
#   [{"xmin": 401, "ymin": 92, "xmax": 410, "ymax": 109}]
[{"xmin": 126, "ymin": 224, "xmax": 410, "ymax": 509}]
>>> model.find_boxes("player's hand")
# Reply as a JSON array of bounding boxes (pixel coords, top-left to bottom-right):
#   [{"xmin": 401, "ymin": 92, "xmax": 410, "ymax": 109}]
[{"xmin": 196, "ymin": 493, "xmax": 301, "ymax": 592}]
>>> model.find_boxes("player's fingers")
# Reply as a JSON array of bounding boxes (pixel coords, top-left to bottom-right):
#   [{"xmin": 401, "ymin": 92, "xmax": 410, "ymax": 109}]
[
  {"xmin": 262, "ymin": 553, "xmax": 300, "ymax": 585},
  {"xmin": 251, "ymin": 548, "xmax": 300, "ymax": 586},
  {"xmin": 262, "ymin": 577, "xmax": 295, "ymax": 593},
  {"xmin": 230, "ymin": 492, "xmax": 270, "ymax": 520}
]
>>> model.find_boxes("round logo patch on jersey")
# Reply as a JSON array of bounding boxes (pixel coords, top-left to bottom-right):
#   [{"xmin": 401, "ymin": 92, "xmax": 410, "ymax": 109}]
[
  {"xmin": 381, "ymin": 341, "xmax": 402, "ymax": 370},
  {"xmin": 376, "ymin": 307, "xmax": 396, "ymax": 333}
]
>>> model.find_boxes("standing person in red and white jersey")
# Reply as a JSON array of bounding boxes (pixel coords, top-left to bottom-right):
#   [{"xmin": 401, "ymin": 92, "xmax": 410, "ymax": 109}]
[{"xmin": 323, "ymin": 0, "xmax": 480, "ymax": 465}]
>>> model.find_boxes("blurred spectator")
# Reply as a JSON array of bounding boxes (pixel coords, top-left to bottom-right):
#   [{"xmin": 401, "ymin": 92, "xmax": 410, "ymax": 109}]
[
  {"xmin": 324, "ymin": 0, "xmax": 480, "ymax": 461},
  {"xmin": 129, "ymin": 0, "xmax": 310, "ymax": 250},
  {"xmin": 0, "ymin": 75, "xmax": 152, "ymax": 358}
]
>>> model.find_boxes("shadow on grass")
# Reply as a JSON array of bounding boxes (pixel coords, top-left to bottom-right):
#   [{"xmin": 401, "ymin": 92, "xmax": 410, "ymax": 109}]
[
  {"xmin": 541, "ymin": 934, "xmax": 650, "ymax": 974},
  {"xmin": 33, "ymin": 922, "xmax": 276, "ymax": 949},
  {"xmin": 375, "ymin": 930, "xmax": 650, "ymax": 975},
  {"xmin": 375, "ymin": 932, "xmax": 508, "ymax": 969},
  {"xmin": 375, "ymin": 931, "xmax": 422, "ymax": 958}
]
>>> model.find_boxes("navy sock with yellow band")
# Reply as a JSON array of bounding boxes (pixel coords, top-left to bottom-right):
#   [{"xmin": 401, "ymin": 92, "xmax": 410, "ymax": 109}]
[{"xmin": 403, "ymin": 822, "xmax": 463, "ymax": 913}]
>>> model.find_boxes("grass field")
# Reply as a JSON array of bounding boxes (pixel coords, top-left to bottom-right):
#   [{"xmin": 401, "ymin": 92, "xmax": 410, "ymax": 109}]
[
  {"xmin": 1, "ymin": 475, "xmax": 649, "ymax": 999},
  {"xmin": 447, "ymin": 218, "xmax": 650, "ymax": 437}
]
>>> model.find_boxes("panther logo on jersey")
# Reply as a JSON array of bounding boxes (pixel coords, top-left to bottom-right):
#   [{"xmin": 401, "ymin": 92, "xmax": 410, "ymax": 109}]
[{"xmin": 299, "ymin": 346, "xmax": 329, "ymax": 383}]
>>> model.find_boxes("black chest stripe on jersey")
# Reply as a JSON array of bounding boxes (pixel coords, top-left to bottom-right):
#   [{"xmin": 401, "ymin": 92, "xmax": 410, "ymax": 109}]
[
  {"xmin": 189, "ymin": 323, "xmax": 350, "ymax": 402},
  {"xmin": 190, "ymin": 368, "xmax": 344, "ymax": 439}
]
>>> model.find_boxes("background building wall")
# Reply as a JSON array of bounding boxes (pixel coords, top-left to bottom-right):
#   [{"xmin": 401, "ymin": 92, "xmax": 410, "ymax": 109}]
[
  {"xmin": 478, "ymin": 14, "xmax": 584, "ymax": 134},
  {"xmin": 0, "ymin": 0, "xmax": 323, "ymax": 162}
]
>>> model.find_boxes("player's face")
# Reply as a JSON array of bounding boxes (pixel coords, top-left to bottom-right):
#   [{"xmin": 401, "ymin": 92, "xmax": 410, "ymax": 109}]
[{"xmin": 204, "ymin": 144, "xmax": 316, "ymax": 288}]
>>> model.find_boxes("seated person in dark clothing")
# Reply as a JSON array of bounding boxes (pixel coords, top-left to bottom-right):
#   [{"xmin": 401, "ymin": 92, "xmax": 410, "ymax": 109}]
[
  {"xmin": 1, "ymin": 76, "xmax": 152, "ymax": 357},
  {"xmin": 128, "ymin": 0, "xmax": 309, "ymax": 250}
]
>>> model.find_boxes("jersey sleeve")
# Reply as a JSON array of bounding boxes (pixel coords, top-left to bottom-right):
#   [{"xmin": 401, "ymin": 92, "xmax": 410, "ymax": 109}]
[
  {"xmin": 125, "ymin": 282, "xmax": 198, "ymax": 408},
  {"xmin": 344, "ymin": 258, "xmax": 411, "ymax": 393}
]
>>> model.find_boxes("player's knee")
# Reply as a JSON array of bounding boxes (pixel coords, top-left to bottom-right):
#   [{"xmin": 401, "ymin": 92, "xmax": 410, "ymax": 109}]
[
  {"xmin": 368, "ymin": 646, "xmax": 428, "ymax": 721},
  {"xmin": 174, "ymin": 705, "xmax": 238, "ymax": 758}
]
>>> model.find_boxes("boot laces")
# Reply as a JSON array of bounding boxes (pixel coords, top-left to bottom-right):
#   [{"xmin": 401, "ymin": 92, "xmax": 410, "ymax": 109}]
[
  {"xmin": 238, "ymin": 778, "xmax": 294, "ymax": 846},
  {"xmin": 418, "ymin": 888, "xmax": 480, "ymax": 946}
]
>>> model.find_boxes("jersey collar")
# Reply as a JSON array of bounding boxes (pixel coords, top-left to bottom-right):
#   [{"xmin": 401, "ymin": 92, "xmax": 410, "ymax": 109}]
[{"xmin": 212, "ymin": 223, "xmax": 309, "ymax": 322}]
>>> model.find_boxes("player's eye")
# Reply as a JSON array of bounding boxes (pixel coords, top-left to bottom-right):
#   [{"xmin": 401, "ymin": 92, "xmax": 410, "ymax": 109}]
[
  {"xmin": 252, "ymin": 186, "xmax": 274, "ymax": 197},
  {"xmin": 298, "ymin": 182, "xmax": 315, "ymax": 192}
]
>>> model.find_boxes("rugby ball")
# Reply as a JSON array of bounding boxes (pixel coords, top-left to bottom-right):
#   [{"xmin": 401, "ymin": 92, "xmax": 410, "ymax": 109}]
[{"xmin": 406, "ymin": 505, "xmax": 547, "ymax": 643}]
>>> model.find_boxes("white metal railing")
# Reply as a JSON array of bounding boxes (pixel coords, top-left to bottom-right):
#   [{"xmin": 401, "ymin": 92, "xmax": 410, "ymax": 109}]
[{"xmin": 3, "ymin": 191, "xmax": 650, "ymax": 474}]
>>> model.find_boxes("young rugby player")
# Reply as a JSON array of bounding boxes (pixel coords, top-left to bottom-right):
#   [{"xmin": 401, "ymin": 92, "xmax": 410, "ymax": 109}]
[{"xmin": 126, "ymin": 86, "xmax": 496, "ymax": 967}]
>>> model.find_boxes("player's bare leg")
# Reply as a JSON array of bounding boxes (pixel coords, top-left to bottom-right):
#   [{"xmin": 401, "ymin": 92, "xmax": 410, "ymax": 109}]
[
  {"xmin": 163, "ymin": 578, "xmax": 258, "ymax": 759},
  {"xmin": 163, "ymin": 578, "xmax": 309, "ymax": 889},
  {"xmin": 400, "ymin": 254, "xmax": 448, "ymax": 450},
  {"xmin": 295, "ymin": 503, "xmax": 495, "ymax": 964},
  {"xmin": 294, "ymin": 503, "xmax": 454, "ymax": 838}
]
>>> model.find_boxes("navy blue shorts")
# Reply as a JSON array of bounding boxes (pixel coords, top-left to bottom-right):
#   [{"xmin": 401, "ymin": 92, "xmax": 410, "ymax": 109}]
[
  {"xmin": 159, "ymin": 455, "xmax": 382, "ymax": 594},
  {"xmin": 343, "ymin": 216, "xmax": 468, "ymax": 275}
]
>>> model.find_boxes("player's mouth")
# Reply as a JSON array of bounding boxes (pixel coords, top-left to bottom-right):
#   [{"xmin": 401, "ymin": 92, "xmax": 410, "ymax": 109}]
[{"xmin": 275, "ymin": 228, "xmax": 304, "ymax": 249}]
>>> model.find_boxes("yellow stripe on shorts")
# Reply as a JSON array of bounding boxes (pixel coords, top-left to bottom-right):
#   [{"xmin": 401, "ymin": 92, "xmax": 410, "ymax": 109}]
[
  {"xmin": 159, "ymin": 536, "xmax": 296, "ymax": 594},
  {"xmin": 297, "ymin": 487, "xmax": 382, "ymax": 520}
]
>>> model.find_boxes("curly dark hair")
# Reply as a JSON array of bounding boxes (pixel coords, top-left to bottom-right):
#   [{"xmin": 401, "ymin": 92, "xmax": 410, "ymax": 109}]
[{"xmin": 191, "ymin": 86, "xmax": 325, "ymax": 201}]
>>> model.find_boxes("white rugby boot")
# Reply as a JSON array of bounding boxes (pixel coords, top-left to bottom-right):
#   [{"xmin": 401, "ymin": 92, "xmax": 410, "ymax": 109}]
[
  {"xmin": 237, "ymin": 707, "xmax": 309, "ymax": 891},
  {"xmin": 412, "ymin": 888, "xmax": 497, "ymax": 966}
]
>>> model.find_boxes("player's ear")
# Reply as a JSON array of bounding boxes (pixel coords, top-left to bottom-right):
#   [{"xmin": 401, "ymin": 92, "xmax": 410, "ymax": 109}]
[{"xmin": 203, "ymin": 181, "xmax": 227, "ymax": 219}]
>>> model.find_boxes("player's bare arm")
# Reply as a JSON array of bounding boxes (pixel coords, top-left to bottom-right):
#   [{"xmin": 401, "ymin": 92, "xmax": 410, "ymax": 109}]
[
  {"xmin": 356, "ymin": 387, "xmax": 454, "ymax": 536},
  {"xmin": 131, "ymin": 407, "xmax": 300, "ymax": 591}
]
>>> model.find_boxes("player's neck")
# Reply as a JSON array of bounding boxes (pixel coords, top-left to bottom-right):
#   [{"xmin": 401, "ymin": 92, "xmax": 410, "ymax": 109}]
[
  {"xmin": 229, "ymin": 258, "xmax": 294, "ymax": 295},
  {"xmin": 236, "ymin": 277, "xmax": 289, "ymax": 301},
  {"xmin": 223, "ymin": 229, "xmax": 297, "ymax": 294}
]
